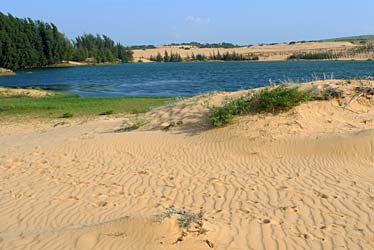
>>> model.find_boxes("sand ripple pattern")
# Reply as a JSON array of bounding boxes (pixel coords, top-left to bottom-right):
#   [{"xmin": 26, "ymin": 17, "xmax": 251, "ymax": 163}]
[{"xmin": 0, "ymin": 80, "xmax": 373, "ymax": 249}]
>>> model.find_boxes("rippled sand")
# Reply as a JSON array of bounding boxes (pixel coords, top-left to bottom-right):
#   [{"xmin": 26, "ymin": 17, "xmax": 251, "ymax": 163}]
[{"xmin": 0, "ymin": 80, "xmax": 373, "ymax": 250}]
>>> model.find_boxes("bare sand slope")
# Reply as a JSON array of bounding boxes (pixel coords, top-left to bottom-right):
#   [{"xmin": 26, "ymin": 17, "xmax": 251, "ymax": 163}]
[
  {"xmin": 0, "ymin": 80, "xmax": 373, "ymax": 250},
  {"xmin": 133, "ymin": 41, "xmax": 359, "ymax": 61}
]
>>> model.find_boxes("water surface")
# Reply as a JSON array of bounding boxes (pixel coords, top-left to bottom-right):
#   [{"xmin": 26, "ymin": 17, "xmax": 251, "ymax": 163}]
[{"xmin": 1, "ymin": 61, "xmax": 373, "ymax": 96}]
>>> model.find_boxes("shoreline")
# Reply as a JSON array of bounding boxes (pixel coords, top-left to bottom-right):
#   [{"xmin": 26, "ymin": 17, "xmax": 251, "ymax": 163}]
[{"xmin": 0, "ymin": 68, "xmax": 15, "ymax": 76}]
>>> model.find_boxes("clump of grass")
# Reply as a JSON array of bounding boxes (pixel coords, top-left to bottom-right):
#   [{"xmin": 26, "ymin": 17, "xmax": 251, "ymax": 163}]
[
  {"xmin": 310, "ymin": 86, "xmax": 344, "ymax": 101},
  {"xmin": 251, "ymin": 86, "xmax": 310, "ymax": 113},
  {"xmin": 209, "ymin": 85, "xmax": 310, "ymax": 126},
  {"xmin": 114, "ymin": 116, "xmax": 148, "ymax": 132},
  {"xmin": 208, "ymin": 95, "xmax": 252, "ymax": 126},
  {"xmin": 157, "ymin": 206, "xmax": 206, "ymax": 244},
  {"xmin": 159, "ymin": 206, "xmax": 204, "ymax": 230},
  {"xmin": 60, "ymin": 112, "xmax": 73, "ymax": 118}
]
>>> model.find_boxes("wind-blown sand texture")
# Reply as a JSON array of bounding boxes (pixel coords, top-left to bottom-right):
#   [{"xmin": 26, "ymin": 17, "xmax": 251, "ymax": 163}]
[
  {"xmin": 132, "ymin": 41, "xmax": 364, "ymax": 62},
  {"xmin": 0, "ymin": 80, "xmax": 373, "ymax": 250}
]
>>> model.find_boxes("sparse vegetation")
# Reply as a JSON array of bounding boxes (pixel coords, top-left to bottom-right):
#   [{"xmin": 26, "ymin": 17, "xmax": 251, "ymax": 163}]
[
  {"xmin": 159, "ymin": 206, "xmax": 204, "ymax": 230},
  {"xmin": 309, "ymin": 86, "xmax": 344, "ymax": 101},
  {"xmin": 168, "ymin": 42, "xmax": 241, "ymax": 49},
  {"xmin": 114, "ymin": 116, "xmax": 148, "ymax": 132},
  {"xmin": 209, "ymin": 86, "xmax": 311, "ymax": 126}
]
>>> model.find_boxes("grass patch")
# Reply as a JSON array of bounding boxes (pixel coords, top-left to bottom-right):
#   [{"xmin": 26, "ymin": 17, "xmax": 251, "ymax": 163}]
[
  {"xmin": 0, "ymin": 91, "xmax": 176, "ymax": 119},
  {"xmin": 209, "ymin": 85, "xmax": 311, "ymax": 126}
]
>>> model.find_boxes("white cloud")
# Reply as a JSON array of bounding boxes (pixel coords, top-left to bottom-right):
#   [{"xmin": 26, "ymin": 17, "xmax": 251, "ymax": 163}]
[{"xmin": 185, "ymin": 16, "xmax": 210, "ymax": 24}]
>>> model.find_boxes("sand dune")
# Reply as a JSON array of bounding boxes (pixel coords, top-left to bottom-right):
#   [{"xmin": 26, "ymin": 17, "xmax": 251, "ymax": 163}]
[
  {"xmin": 132, "ymin": 41, "xmax": 361, "ymax": 62},
  {"xmin": 0, "ymin": 80, "xmax": 373, "ymax": 249}
]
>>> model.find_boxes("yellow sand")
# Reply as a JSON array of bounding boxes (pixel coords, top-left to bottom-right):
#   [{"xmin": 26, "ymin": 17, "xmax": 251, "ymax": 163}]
[
  {"xmin": 0, "ymin": 80, "xmax": 373, "ymax": 250},
  {"xmin": 132, "ymin": 41, "xmax": 366, "ymax": 62},
  {"xmin": 0, "ymin": 87, "xmax": 54, "ymax": 98}
]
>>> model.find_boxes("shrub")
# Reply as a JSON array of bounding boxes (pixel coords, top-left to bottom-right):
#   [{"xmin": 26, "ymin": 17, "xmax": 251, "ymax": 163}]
[
  {"xmin": 208, "ymin": 95, "xmax": 252, "ymax": 126},
  {"xmin": 308, "ymin": 86, "xmax": 344, "ymax": 101},
  {"xmin": 250, "ymin": 86, "xmax": 310, "ymax": 113},
  {"xmin": 209, "ymin": 86, "xmax": 310, "ymax": 126}
]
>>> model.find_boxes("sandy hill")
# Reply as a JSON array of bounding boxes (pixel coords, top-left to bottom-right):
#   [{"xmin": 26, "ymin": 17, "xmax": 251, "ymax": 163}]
[
  {"xmin": 0, "ymin": 80, "xmax": 373, "ymax": 250},
  {"xmin": 132, "ymin": 41, "xmax": 369, "ymax": 62}
]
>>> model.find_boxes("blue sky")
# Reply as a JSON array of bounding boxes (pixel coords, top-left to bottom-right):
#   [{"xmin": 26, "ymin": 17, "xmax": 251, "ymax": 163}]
[{"xmin": 1, "ymin": 0, "xmax": 374, "ymax": 45}]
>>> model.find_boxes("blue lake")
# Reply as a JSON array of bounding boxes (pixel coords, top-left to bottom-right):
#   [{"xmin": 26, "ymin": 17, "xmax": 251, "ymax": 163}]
[{"xmin": 1, "ymin": 61, "xmax": 373, "ymax": 97}]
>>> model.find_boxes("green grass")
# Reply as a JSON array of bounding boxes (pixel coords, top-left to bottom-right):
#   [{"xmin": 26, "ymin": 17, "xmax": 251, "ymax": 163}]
[
  {"xmin": 209, "ymin": 86, "xmax": 311, "ymax": 126},
  {"xmin": 0, "ymin": 92, "xmax": 176, "ymax": 119},
  {"xmin": 321, "ymin": 35, "xmax": 374, "ymax": 43}
]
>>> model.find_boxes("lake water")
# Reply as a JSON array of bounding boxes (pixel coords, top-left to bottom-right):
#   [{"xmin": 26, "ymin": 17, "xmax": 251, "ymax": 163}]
[{"xmin": 1, "ymin": 61, "xmax": 373, "ymax": 97}]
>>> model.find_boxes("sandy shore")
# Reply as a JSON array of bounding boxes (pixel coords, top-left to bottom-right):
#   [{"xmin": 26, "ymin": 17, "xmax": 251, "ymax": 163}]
[
  {"xmin": 0, "ymin": 80, "xmax": 373, "ymax": 250},
  {"xmin": 0, "ymin": 68, "xmax": 15, "ymax": 76}
]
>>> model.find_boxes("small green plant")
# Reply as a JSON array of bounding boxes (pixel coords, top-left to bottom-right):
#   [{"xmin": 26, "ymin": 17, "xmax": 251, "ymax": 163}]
[
  {"xmin": 99, "ymin": 110, "xmax": 114, "ymax": 115},
  {"xmin": 60, "ymin": 112, "xmax": 73, "ymax": 118},
  {"xmin": 208, "ymin": 95, "xmax": 252, "ymax": 126},
  {"xmin": 309, "ymin": 86, "xmax": 344, "ymax": 101},
  {"xmin": 114, "ymin": 116, "xmax": 148, "ymax": 132},
  {"xmin": 209, "ymin": 86, "xmax": 310, "ymax": 127},
  {"xmin": 159, "ymin": 206, "xmax": 204, "ymax": 229}
]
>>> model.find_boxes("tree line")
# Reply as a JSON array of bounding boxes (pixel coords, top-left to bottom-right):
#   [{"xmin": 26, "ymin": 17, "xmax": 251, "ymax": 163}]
[
  {"xmin": 0, "ymin": 12, "xmax": 133, "ymax": 70},
  {"xmin": 169, "ymin": 42, "xmax": 241, "ymax": 49},
  {"xmin": 150, "ymin": 51, "xmax": 259, "ymax": 62}
]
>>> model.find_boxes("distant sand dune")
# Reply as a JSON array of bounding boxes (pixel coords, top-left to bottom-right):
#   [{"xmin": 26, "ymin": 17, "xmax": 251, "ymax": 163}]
[
  {"xmin": 132, "ymin": 41, "xmax": 363, "ymax": 62},
  {"xmin": 0, "ymin": 80, "xmax": 373, "ymax": 249}
]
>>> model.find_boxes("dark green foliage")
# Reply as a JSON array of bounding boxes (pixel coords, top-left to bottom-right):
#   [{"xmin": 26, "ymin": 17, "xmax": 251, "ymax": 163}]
[
  {"xmin": 0, "ymin": 12, "xmax": 133, "ymax": 70},
  {"xmin": 0, "ymin": 12, "xmax": 73, "ymax": 69},
  {"xmin": 60, "ymin": 112, "xmax": 73, "ymax": 118},
  {"xmin": 73, "ymin": 34, "xmax": 133, "ymax": 63},
  {"xmin": 169, "ymin": 42, "xmax": 241, "ymax": 49},
  {"xmin": 150, "ymin": 51, "xmax": 183, "ymax": 62},
  {"xmin": 209, "ymin": 86, "xmax": 310, "ymax": 126},
  {"xmin": 208, "ymin": 95, "xmax": 252, "ymax": 126},
  {"xmin": 250, "ymin": 86, "xmax": 310, "ymax": 113},
  {"xmin": 128, "ymin": 45, "xmax": 156, "ymax": 50},
  {"xmin": 195, "ymin": 54, "xmax": 207, "ymax": 61},
  {"xmin": 288, "ymin": 52, "xmax": 339, "ymax": 60},
  {"xmin": 209, "ymin": 51, "xmax": 259, "ymax": 61}
]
